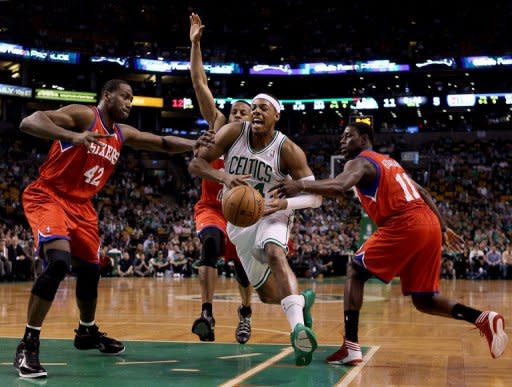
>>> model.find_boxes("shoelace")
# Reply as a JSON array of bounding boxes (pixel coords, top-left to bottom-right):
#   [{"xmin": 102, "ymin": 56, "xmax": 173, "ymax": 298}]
[{"xmin": 237, "ymin": 317, "xmax": 251, "ymax": 334}]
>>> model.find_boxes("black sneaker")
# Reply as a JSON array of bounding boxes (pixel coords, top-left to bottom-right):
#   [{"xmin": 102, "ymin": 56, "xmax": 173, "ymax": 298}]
[
  {"xmin": 74, "ymin": 325, "xmax": 125, "ymax": 355},
  {"xmin": 191, "ymin": 311, "xmax": 215, "ymax": 341},
  {"xmin": 235, "ymin": 306, "xmax": 252, "ymax": 344},
  {"xmin": 13, "ymin": 338, "xmax": 47, "ymax": 378}
]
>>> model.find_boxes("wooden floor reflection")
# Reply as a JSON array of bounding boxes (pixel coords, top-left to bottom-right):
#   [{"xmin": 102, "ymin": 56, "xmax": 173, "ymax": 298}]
[{"xmin": 0, "ymin": 276, "xmax": 510, "ymax": 386}]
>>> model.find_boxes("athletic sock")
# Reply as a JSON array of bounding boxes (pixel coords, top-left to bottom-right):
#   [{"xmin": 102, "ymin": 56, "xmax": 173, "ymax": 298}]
[
  {"xmin": 240, "ymin": 305, "xmax": 252, "ymax": 318},
  {"xmin": 202, "ymin": 302, "xmax": 213, "ymax": 317},
  {"xmin": 344, "ymin": 310, "xmax": 360, "ymax": 343},
  {"xmin": 451, "ymin": 303, "xmax": 482, "ymax": 324},
  {"xmin": 24, "ymin": 325, "xmax": 41, "ymax": 341},
  {"xmin": 281, "ymin": 294, "xmax": 305, "ymax": 330},
  {"xmin": 78, "ymin": 320, "xmax": 96, "ymax": 333}
]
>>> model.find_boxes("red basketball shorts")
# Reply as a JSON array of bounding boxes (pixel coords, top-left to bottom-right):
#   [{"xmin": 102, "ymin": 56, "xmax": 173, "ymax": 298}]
[
  {"xmin": 354, "ymin": 207, "xmax": 442, "ymax": 295},
  {"xmin": 23, "ymin": 180, "xmax": 100, "ymax": 264},
  {"xmin": 195, "ymin": 205, "xmax": 226, "ymax": 234}
]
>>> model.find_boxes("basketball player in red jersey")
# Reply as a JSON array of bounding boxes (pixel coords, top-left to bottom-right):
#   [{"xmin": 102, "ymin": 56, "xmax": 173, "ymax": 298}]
[
  {"xmin": 189, "ymin": 13, "xmax": 254, "ymax": 344},
  {"xmin": 272, "ymin": 123, "xmax": 508, "ymax": 364},
  {"xmin": 14, "ymin": 79, "xmax": 213, "ymax": 378}
]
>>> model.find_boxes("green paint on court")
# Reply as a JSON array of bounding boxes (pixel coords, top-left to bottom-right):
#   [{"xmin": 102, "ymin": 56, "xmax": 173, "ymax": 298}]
[{"xmin": 0, "ymin": 338, "xmax": 370, "ymax": 386}]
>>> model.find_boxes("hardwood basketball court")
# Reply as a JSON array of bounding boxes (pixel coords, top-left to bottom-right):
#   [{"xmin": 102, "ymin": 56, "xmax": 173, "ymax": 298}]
[{"xmin": 0, "ymin": 277, "xmax": 510, "ymax": 386}]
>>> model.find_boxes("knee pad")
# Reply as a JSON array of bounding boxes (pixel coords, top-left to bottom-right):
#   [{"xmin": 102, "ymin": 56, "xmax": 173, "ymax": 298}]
[
  {"xmin": 198, "ymin": 228, "xmax": 224, "ymax": 268},
  {"xmin": 233, "ymin": 259, "xmax": 250, "ymax": 288},
  {"xmin": 74, "ymin": 260, "xmax": 100, "ymax": 301},
  {"xmin": 31, "ymin": 249, "xmax": 71, "ymax": 301}
]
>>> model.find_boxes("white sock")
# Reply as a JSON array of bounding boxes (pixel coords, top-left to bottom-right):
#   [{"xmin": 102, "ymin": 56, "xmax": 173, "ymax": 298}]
[
  {"xmin": 79, "ymin": 320, "xmax": 95, "ymax": 327},
  {"xmin": 26, "ymin": 324, "xmax": 41, "ymax": 330},
  {"xmin": 281, "ymin": 294, "xmax": 305, "ymax": 331}
]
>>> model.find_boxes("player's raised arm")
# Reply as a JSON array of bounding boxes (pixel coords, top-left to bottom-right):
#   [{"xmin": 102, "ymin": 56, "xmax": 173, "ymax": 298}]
[
  {"xmin": 189, "ymin": 13, "xmax": 226, "ymax": 130},
  {"xmin": 19, "ymin": 104, "xmax": 113, "ymax": 148},
  {"xmin": 119, "ymin": 124, "xmax": 214, "ymax": 154}
]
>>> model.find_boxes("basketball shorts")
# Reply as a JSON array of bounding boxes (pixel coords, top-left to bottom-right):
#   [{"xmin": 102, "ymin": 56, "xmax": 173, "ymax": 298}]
[
  {"xmin": 195, "ymin": 205, "xmax": 226, "ymax": 234},
  {"xmin": 353, "ymin": 207, "xmax": 442, "ymax": 296},
  {"xmin": 227, "ymin": 209, "xmax": 293, "ymax": 289},
  {"xmin": 23, "ymin": 180, "xmax": 100, "ymax": 264}
]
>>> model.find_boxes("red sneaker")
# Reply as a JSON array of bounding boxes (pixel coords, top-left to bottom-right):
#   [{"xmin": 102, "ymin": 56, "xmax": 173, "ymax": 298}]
[
  {"xmin": 475, "ymin": 311, "xmax": 508, "ymax": 358},
  {"xmin": 325, "ymin": 338, "xmax": 362, "ymax": 365}
]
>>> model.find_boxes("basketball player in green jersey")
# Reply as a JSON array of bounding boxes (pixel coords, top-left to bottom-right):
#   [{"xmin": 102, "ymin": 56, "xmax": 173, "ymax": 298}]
[{"xmin": 189, "ymin": 93, "xmax": 322, "ymax": 366}]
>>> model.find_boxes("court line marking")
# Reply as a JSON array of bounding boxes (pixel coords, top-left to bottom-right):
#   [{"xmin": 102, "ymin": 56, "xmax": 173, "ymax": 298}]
[
  {"xmin": 219, "ymin": 347, "xmax": 294, "ymax": 387},
  {"xmin": 116, "ymin": 360, "xmax": 178, "ymax": 365},
  {"xmin": 218, "ymin": 352, "xmax": 263, "ymax": 359},
  {"xmin": 0, "ymin": 336, "xmax": 347, "ymax": 346},
  {"xmin": 1, "ymin": 362, "xmax": 67, "ymax": 366},
  {"xmin": 334, "ymin": 345, "xmax": 380, "ymax": 387},
  {"xmin": 171, "ymin": 368, "xmax": 200, "ymax": 372}
]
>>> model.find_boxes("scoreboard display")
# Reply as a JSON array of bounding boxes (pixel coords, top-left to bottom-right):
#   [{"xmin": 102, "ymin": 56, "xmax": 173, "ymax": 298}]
[{"xmin": 211, "ymin": 93, "xmax": 512, "ymax": 112}]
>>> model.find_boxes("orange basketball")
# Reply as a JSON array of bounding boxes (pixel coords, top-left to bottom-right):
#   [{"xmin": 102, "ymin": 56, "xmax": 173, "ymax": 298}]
[{"xmin": 222, "ymin": 185, "xmax": 265, "ymax": 227}]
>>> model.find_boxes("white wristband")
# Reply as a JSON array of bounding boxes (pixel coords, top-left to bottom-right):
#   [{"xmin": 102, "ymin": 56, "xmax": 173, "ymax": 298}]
[{"xmin": 286, "ymin": 194, "xmax": 322, "ymax": 210}]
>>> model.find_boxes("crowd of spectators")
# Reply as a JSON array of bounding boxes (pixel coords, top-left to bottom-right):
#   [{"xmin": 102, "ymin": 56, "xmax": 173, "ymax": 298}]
[
  {"xmin": 0, "ymin": 132, "xmax": 511, "ymax": 282},
  {"xmin": 421, "ymin": 138, "xmax": 512, "ymax": 280}
]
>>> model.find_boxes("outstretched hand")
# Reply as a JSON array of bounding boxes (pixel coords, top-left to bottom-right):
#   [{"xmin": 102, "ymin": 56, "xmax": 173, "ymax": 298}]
[
  {"xmin": 71, "ymin": 131, "xmax": 113, "ymax": 150},
  {"xmin": 268, "ymin": 179, "xmax": 302, "ymax": 198},
  {"xmin": 189, "ymin": 13, "xmax": 205, "ymax": 43},
  {"xmin": 443, "ymin": 227, "xmax": 464, "ymax": 253},
  {"xmin": 263, "ymin": 191, "xmax": 287, "ymax": 216},
  {"xmin": 223, "ymin": 174, "xmax": 251, "ymax": 189},
  {"xmin": 193, "ymin": 130, "xmax": 215, "ymax": 156}
]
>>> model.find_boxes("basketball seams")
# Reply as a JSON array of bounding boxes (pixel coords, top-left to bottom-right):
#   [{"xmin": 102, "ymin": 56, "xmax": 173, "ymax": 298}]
[
  {"xmin": 255, "ymin": 191, "xmax": 264, "ymax": 219},
  {"xmin": 222, "ymin": 185, "xmax": 264, "ymax": 227},
  {"xmin": 222, "ymin": 187, "xmax": 236, "ymax": 223},
  {"xmin": 250, "ymin": 187, "xmax": 256, "ymax": 225},
  {"xmin": 234, "ymin": 186, "xmax": 247, "ymax": 226}
]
